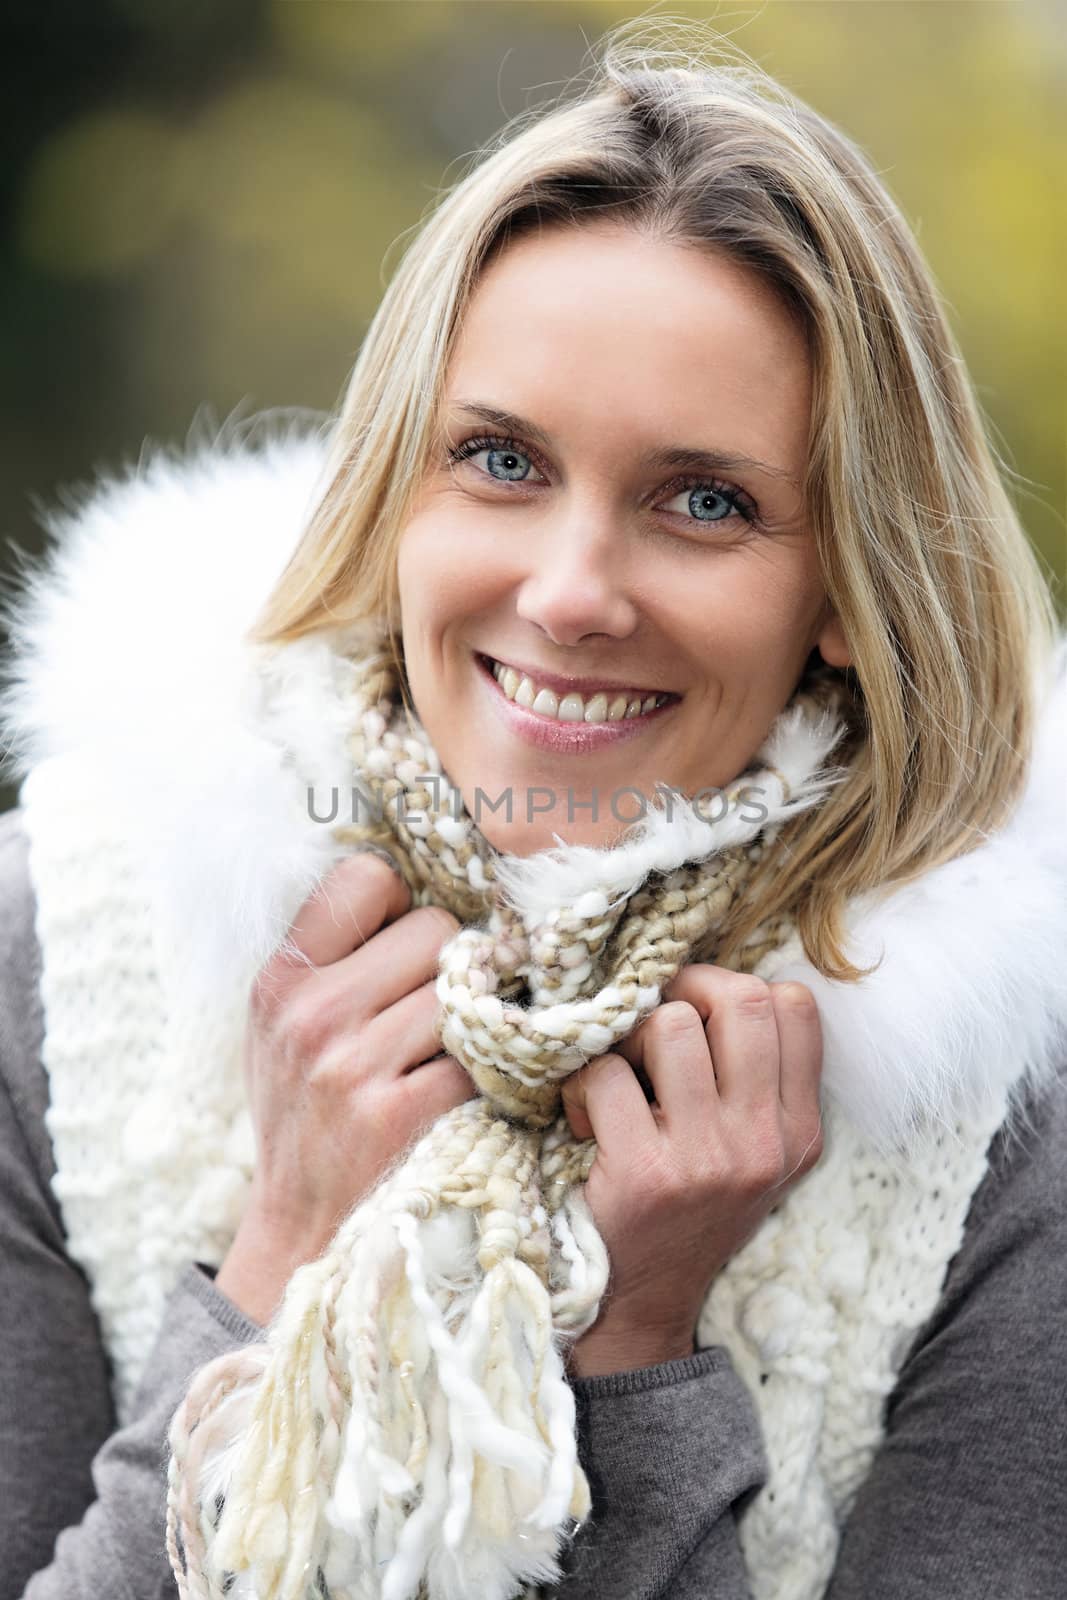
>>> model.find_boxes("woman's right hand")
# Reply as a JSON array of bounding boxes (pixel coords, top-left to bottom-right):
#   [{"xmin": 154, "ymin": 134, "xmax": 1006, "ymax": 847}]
[{"xmin": 215, "ymin": 851, "xmax": 475, "ymax": 1326}]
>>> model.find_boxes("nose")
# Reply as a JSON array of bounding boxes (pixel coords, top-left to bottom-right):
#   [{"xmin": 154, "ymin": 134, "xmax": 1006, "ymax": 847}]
[{"xmin": 514, "ymin": 499, "xmax": 639, "ymax": 647}]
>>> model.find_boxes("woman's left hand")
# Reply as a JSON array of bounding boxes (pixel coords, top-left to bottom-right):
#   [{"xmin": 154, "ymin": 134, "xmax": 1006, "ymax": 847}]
[{"xmin": 559, "ymin": 965, "xmax": 825, "ymax": 1377}]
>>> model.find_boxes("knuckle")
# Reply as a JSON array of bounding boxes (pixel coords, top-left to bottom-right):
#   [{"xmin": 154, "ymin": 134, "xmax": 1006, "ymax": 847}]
[
  {"xmin": 592, "ymin": 1049, "xmax": 627, "ymax": 1074},
  {"xmin": 250, "ymin": 943, "xmax": 307, "ymax": 1018},
  {"xmin": 671, "ymin": 960, "xmax": 717, "ymax": 992},
  {"xmin": 317, "ymin": 1028, "xmax": 373, "ymax": 1089},
  {"xmin": 344, "ymin": 849, "xmax": 404, "ymax": 898},
  {"xmin": 632, "ymin": 1151, "xmax": 678, "ymax": 1207},
  {"xmin": 727, "ymin": 976, "xmax": 773, "ymax": 1016},
  {"xmin": 740, "ymin": 1129, "xmax": 788, "ymax": 1192},
  {"xmin": 584, "ymin": 1052, "xmax": 630, "ymax": 1093},
  {"xmin": 280, "ymin": 989, "xmax": 337, "ymax": 1060},
  {"xmin": 324, "ymin": 850, "xmax": 411, "ymax": 924},
  {"xmin": 646, "ymin": 1000, "xmax": 702, "ymax": 1039},
  {"xmin": 771, "ymin": 982, "xmax": 818, "ymax": 1012},
  {"xmin": 661, "ymin": 1155, "xmax": 693, "ymax": 1200}
]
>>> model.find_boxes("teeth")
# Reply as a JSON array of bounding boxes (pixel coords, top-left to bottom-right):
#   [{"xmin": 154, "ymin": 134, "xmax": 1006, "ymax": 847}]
[
  {"xmin": 532, "ymin": 687, "xmax": 559, "ymax": 716},
  {"xmin": 489, "ymin": 658, "xmax": 669, "ymax": 725}
]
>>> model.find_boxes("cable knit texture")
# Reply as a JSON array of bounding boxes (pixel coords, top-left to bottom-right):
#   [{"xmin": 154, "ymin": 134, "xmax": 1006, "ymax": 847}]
[{"xmin": 2, "ymin": 426, "xmax": 1065, "ymax": 1600}]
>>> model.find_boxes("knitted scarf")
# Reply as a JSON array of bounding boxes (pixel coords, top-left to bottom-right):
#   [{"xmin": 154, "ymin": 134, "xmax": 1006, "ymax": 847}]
[{"xmin": 164, "ymin": 627, "xmax": 851, "ymax": 1600}]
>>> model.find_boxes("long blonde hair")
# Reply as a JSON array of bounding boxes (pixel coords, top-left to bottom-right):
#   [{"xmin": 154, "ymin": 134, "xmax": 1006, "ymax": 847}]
[{"xmin": 247, "ymin": 19, "xmax": 1061, "ymax": 981}]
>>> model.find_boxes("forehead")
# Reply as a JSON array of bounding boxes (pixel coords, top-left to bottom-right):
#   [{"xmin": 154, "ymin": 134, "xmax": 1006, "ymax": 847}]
[{"xmin": 444, "ymin": 222, "xmax": 811, "ymax": 458}]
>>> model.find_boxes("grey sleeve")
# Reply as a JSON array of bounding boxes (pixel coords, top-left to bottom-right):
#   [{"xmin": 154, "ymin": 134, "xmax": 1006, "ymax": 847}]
[
  {"xmin": 823, "ymin": 1060, "xmax": 1067, "ymax": 1600},
  {"xmin": 556, "ymin": 1348, "xmax": 767, "ymax": 1599},
  {"xmin": 17, "ymin": 1265, "xmax": 265, "ymax": 1600}
]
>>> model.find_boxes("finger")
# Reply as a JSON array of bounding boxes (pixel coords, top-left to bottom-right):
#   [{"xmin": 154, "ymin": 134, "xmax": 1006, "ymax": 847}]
[
  {"xmin": 395, "ymin": 1052, "xmax": 480, "ymax": 1133},
  {"xmin": 286, "ymin": 850, "xmax": 412, "ymax": 967},
  {"xmin": 326, "ymin": 905, "xmax": 460, "ymax": 1019},
  {"xmin": 658, "ymin": 961, "xmax": 725, "ymax": 1018},
  {"xmin": 615, "ymin": 1002, "xmax": 719, "ymax": 1139},
  {"xmin": 664, "ymin": 965, "xmax": 779, "ymax": 1109},
  {"xmin": 768, "ymin": 983, "xmax": 824, "ymax": 1121},
  {"xmin": 560, "ymin": 1053, "xmax": 657, "ymax": 1159},
  {"xmin": 361, "ymin": 978, "xmax": 450, "ymax": 1079}
]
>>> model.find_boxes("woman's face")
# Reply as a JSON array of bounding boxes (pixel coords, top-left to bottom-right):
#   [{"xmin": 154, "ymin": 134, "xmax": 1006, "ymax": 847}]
[{"xmin": 396, "ymin": 221, "xmax": 850, "ymax": 856}]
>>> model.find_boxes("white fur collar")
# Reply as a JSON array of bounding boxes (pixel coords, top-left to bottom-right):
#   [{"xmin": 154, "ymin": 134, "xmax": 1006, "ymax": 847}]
[{"xmin": 2, "ymin": 423, "xmax": 1065, "ymax": 1160}]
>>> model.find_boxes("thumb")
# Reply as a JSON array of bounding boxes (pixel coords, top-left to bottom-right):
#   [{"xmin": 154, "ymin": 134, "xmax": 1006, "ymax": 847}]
[
  {"xmin": 561, "ymin": 1052, "xmax": 629, "ymax": 1142},
  {"xmin": 561, "ymin": 1065, "xmax": 594, "ymax": 1141}
]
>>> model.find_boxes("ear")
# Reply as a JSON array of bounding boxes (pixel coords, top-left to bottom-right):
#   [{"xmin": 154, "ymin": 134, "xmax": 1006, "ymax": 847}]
[{"xmin": 815, "ymin": 610, "xmax": 852, "ymax": 670}]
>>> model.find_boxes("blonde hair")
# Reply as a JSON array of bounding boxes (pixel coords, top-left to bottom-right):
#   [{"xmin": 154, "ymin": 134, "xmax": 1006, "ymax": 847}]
[{"xmin": 247, "ymin": 18, "xmax": 1061, "ymax": 981}]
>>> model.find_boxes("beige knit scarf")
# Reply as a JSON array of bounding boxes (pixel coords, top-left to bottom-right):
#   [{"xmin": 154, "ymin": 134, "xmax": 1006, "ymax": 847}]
[{"xmin": 164, "ymin": 631, "xmax": 850, "ymax": 1600}]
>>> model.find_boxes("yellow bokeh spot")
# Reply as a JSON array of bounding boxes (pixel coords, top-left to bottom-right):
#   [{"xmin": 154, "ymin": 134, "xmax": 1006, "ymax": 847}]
[
  {"xmin": 176, "ymin": 77, "xmax": 436, "ymax": 318},
  {"xmin": 17, "ymin": 111, "xmax": 180, "ymax": 276},
  {"xmin": 270, "ymin": 0, "xmax": 461, "ymax": 73}
]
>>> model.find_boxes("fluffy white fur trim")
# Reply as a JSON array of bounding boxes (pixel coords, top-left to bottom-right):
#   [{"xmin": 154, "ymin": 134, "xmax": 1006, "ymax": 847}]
[
  {"xmin": 2, "ymin": 425, "xmax": 1065, "ymax": 1156},
  {"xmin": 1, "ymin": 416, "xmax": 358, "ymax": 1010},
  {"xmin": 756, "ymin": 634, "xmax": 1067, "ymax": 1155}
]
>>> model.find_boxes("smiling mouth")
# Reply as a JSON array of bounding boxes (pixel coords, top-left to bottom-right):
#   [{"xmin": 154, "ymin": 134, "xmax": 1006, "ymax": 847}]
[{"xmin": 477, "ymin": 653, "xmax": 678, "ymax": 725}]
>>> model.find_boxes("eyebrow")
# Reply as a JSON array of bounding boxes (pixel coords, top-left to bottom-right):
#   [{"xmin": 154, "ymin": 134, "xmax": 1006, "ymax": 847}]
[{"xmin": 448, "ymin": 400, "xmax": 799, "ymax": 487}]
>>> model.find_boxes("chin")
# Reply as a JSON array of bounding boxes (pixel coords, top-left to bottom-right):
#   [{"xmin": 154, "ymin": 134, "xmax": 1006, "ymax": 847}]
[{"xmin": 480, "ymin": 815, "xmax": 628, "ymax": 858}]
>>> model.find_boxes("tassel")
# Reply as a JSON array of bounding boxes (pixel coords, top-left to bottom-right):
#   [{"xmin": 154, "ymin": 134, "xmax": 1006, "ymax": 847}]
[{"xmin": 167, "ymin": 1101, "xmax": 607, "ymax": 1600}]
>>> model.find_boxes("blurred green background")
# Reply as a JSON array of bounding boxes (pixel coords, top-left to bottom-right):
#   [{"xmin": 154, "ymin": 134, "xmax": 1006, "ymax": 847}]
[{"xmin": 1, "ymin": 0, "xmax": 1064, "ymax": 810}]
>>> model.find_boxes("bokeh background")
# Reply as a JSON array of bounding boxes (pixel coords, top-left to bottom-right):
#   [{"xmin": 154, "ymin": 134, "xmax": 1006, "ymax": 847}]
[{"xmin": 2, "ymin": 0, "xmax": 1064, "ymax": 810}]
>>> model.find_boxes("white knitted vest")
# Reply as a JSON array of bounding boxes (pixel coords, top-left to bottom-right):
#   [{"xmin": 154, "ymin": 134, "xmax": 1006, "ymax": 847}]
[{"xmin": 7, "ymin": 433, "xmax": 1067, "ymax": 1600}]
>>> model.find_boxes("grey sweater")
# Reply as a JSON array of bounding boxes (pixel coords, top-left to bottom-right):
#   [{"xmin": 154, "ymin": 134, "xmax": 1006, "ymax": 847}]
[{"xmin": 1, "ymin": 804, "xmax": 1065, "ymax": 1600}]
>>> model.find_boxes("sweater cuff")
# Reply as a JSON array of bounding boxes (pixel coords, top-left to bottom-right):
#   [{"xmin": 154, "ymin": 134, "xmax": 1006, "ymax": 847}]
[
  {"xmin": 124, "ymin": 1261, "xmax": 266, "ymax": 1425},
  {"xmin": 569, "ymin": 1341, "xmax": 729, "ymax": 1399},
  {"xmin": 551, "ymin": 1342, "xmax": 768, "ymax": 1595},
  {"xmin": 189, "ymin": 1259, "xmax": 266, "ymax": 1343}
]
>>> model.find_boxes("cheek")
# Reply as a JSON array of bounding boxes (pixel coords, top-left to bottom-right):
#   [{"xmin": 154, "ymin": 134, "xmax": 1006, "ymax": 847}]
[
  {"xmin": 396, "ymin": 518, "xmax": 437, "ymax": 609},
  {"xmin": 398, "ymin": 503, "xmax": 518, "ymax": 630},
  {"xmin": 676, "ymin": 555, "xmax": 819, "ymax": 649},
  {"xmin": 722, "ymin": 545, "xmax": 824, "ymax": 640},
  {"xmin": 397, "ymin": 520, "xmax": 461, "ymax": 643}
]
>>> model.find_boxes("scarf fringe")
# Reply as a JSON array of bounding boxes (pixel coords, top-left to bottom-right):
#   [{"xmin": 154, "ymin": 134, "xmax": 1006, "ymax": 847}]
[{"xmin": 169, "ymin": 1105, "xmax": 610, "ymax": 1600}]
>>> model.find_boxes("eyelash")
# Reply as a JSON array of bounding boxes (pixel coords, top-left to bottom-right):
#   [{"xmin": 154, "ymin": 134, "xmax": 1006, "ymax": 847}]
[{"xmin": 446, "ymin": 432, "xmax": 762, "ymax": 530}]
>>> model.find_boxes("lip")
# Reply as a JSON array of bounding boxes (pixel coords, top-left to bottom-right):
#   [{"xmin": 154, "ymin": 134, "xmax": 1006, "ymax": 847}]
[
  {"xmin": 477, "ymin": 651, "xmax": 671, "ymax": 701},
  {"xmin": 474, "ymin": 651, "xmax": 677, "ymax": 755}
]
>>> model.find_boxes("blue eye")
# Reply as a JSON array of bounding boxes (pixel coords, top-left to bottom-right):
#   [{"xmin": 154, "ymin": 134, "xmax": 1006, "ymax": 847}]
[
  {"xmin": 448, "ymin": 434, "xmax": 541, "ymax": 484},
  {"xmin": 484, "ymin": 446, "xmax": 532, "ymax": 481},
  {"xmin": 662, "ymin": 480, "xmax": 759, "ymax": 527}
]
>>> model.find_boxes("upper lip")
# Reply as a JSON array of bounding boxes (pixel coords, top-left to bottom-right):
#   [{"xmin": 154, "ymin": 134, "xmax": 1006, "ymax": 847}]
[{"xmin": 478, "ymin": 651, "xmax": 675, "ymax": 700}]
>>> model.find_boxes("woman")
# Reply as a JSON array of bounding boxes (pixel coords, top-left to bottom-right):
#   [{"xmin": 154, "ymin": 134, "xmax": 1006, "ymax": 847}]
[{"xmin": 1, "ymin": 24, "xmax": 1065, "ymax": 1600}]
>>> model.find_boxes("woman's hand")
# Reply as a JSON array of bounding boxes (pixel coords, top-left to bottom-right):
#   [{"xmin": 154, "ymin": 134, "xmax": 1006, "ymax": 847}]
[
  {"xmin": 215, "ymin": 852, "xmax": 475, "ymax": 1325},
  {"xmin": 560, "ymin": 966, "xmax": 825, "ymax": 1377}
]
